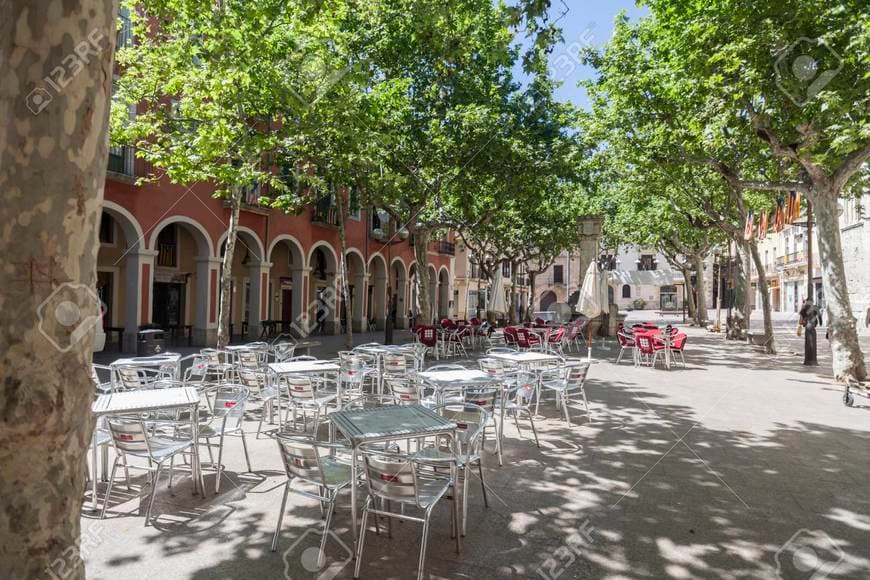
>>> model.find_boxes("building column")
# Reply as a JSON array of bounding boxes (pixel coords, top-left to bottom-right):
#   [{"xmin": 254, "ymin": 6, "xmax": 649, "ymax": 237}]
[
  {"xmin": 247, "ymin": 261, "xmax": 272, "ymax": 341},
  {"xmin": 351, "ymin": 271, "xmax": 366, "ymax": 332},
  {"xmin": 122, "ymin": 250, "xmax": 157, "ymax": 353},
  {"xmin": 194, "ymin": 257, "xmax": 221, "ymax": 346}
]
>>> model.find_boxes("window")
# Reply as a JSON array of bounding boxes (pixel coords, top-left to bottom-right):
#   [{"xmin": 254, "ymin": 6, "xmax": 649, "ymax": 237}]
[
  {"xmin": 622, "ymin": 284, "xmax": 631, "ymax": 298},
  {"xmin": 553, "ymin": 265, "xmax": 564, "ymax": 284},
  {"xmin": 349, "ymin": 189, "xmax": 361, "ymax": 220},
  {"xmin": 99, "ymin": 214, "xmax": 115, "ymax": 244},
  {"xmin": 638, "ymin": 255, "xmax": 656, "ymax": 271},
  {"xmin": 502, "ymin": 262, "xmax": 511, "ymax": 277}
]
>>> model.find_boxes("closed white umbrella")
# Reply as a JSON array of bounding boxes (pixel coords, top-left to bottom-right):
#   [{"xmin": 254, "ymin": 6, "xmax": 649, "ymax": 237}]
[{"xmin": 489, "ymin": 269, "xmax": 508, "ymax": 315}]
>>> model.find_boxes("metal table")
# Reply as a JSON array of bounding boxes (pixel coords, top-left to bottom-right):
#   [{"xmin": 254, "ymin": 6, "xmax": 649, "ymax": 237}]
[
  {"xmin": 487, "ymin": 351, "xmax": 561, "ymax": 367},
  {"xmin": 329, "ymin": 404, "xmax": 457, "ymax": 550},
  {"xmin": 90, "ymin": 387, "xmax": 204, "ymax": 510},
  {"xmin": 268, "ymin": 361, "xmax": 340, "ymax": 429},
  {"xmin": 110, "ymin": 352, "xmax": 182, "ymax": 383},
  {"xmin": 353, "ymin": 344, "xmax": 414, "ymax": 392},
  {"xmin": 418, "ymin": 369, "xmax": 496, "ymax": 404}
]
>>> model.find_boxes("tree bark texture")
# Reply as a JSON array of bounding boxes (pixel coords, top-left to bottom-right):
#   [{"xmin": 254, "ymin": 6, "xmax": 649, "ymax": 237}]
[
  {"xmin": 692, "ymin": 255, "xmax": 708, "ymax": 325},
  {"xmin": 680, "ymin": 266, "xmax": 697, "ymax": 323},
  {"xmin": 413, "ymin": 228, "xmax": 432, "ymax": 325},
  {"xmin": 0, "ymin": 2, "xmax": 116, "ymax": 578},
  {"xmin": 748, "ymin": 239, "xmax": 776, "ymax": 354},
  {"xmin": 335, "ymin": 187, "xmax": 353, "ymax": 349},
  {"xmin": 217, "ymin": 187, "xmax": 242, "ymax": 348},
  {"xmin": 811, "ymin": 189, "xmax": 867, "ymax": 380}
]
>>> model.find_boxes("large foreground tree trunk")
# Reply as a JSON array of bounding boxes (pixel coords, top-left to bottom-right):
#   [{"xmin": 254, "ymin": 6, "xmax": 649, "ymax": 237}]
[
  {"xmin": 748, "ymin": 239, "xmax": 776, "ymax": 354},
  {"xmin": 217, "ymin": 187, "xmax": 242, "ymax": 348},
  {"xmin": 693, "ymin": 255, "xmax": 709, "ymax": 325},
  {"xmin": 812, "ymin": 189, "xmax": 867, "ymax": 381},
  {"xmin": 0, "ymin": 2, "xmax": 116, "ymax": 578},
  {"xmin": 526, "ymin": 271, "xmax": 538, "ymax": 322},
  {"xmin": 413, "ymin": 228, "xmax": 432, "ymax": 325}
]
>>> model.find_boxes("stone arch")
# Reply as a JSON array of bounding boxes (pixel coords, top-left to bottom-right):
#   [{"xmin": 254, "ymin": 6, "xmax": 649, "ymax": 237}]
[
  {"xmin": 267, "ymin": 235, "xmax": 306, "ymax": 329},
  {"xmin": 438, "ymin": 266, "xmax": 450, "ymax": 319},
  {"xmin": 344, "ymin": 249, "xmax": 367, "ymax": 331},
  {"xmin": 367, "ymin": 253, "xmax": 389, "ymax": 330},
  {"xmin": 149, "ymin": 215, "xmax": 214, "ymax": 257}
]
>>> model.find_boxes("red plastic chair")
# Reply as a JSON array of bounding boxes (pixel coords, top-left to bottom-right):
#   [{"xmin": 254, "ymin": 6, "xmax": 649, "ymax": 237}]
[
  {"xmin": 634, "ymin": 333, "xmax": 658, "ymax": 367},
  {"xmin": 615, "ymin": 331, "xmax": 636, "ymax": 365},
  {"xmin": 504, "ymin": 326, "xmax": 519, "ymax": 348},
  {"xmin": 516, "ymin": 327, "xmax": 541, "ymax": 350},
  {"xmin": 547, "ymin": 327, "xmax": 566, "ymax": 354},
  {"xmin": 417, "ymin": 325, "xmax": 439, "ymax": 359},
  {"xmin": 671, "ymin": 333, "xmax": 688, "ymax": 367}
]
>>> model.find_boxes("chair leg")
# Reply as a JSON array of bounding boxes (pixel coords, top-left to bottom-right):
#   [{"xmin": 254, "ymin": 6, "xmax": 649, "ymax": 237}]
[
  {"xmin": 145, "ymin": 462, "xmax": 164, "ymax": 526},
  {"xmin": 582, "ymin": 388, "xmax": 591, "ymax": 422},
  {"xmin": 417, "ymin": 508, "xmax": 433, "ymax": 580},
  {"xmin": 100, "ymin": 457, "xmax": 120, "ymax": 520},
  {"xmin": 122, "ymin": 454, "xmax": 131, "ymax": 490},
  {"xmin": 168, "ymin": 455, "xmax": 174, "ymax": 489},
  {"xmin": 462, "ymin": 466, "xmax": 470, "ymax": 536},
  {"xmin": 562, "ymin": 392, "xmax": 571, "ymax": 426},
  {"xmin": 318, "ymin": 496, "xmax": 335, "ymax": 569},
  {"xmin": 477, "ymin": 461, "xmax": 489, "ymax": 507},
  {"xmin": 526, "ymin": 409, "xmax": 540, "ymax": 448},
  {"xmin": 354, "ymin": 497, "xmax": 372, "ymax": 579},
  {"xmin": 240, "ymin": 430, "xmax": 253, "ymax": 472},
  {"xmin": 271, "ymin": 482, "xmax": 291, "ymax": 551},
  {"xmin": 215, "ymin": 433, "xmax": 226, "ymax": 494}
]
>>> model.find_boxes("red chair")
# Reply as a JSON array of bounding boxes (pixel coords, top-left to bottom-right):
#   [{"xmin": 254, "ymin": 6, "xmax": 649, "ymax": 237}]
[
  {"xmin": 546, "ymin": 327, "xmax": 566, "ymax": 354},
  {"xmin": 615, "ymin": 330, "xmax": 636, "ymax": 365},
  {"xmin": 416, "ymin": 325, "xmax": 439, "ymax": 360},
  {"xmin": 469, "ymin": 317, "xmax": 481, "ymax": 326},
  {"xmin": 671, "ymin": 333, "xmax": 688, "ymax": 367},
  {"xmin": 534, "ymin": 317, "xmax": 546, "ymax": 327},
  {"xmin": 504, "ymin": 326, "xmax": 519, "ymax": 348},
  {"xmin": 634, "ymin": 333, "xmax": 659, "ymax": 367},
  {"xmin": 440, "ymin": 318, "xmax": 456, "ymax": 329},
  {"xmin": 516, "ymin": 327, "xmax": 541, "ymax": 350}
]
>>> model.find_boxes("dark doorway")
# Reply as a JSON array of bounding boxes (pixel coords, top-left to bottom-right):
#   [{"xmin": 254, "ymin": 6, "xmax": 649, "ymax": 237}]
[
  {"xmin": 97, "ymin": 271, "xmax": 113, "ymax": 328},
  {"xmin": 281, "ymin": 288, "xmax": 293, "ymax": 321},
  {"xmin": 153, "ymin": 282, "xmax": 185, "ymax": 328}
]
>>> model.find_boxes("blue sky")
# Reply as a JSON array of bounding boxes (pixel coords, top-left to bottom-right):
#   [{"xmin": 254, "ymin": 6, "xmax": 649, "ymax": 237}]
[{"xmin": 515, "ymin": 0, "xmax": 649, "ymax": 109}]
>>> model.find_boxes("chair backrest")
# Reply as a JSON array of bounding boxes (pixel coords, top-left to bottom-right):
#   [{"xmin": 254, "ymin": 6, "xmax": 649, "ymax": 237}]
[
  {"xmin": 115, "ymin": 366, "xmax": 148, "ymax": 390},
  {"xmin": 382, "ymin": 352, "xmax": 411, "ymax": 376},
  {"xmin": 385, "ymin": 377, "xmax": 420, "ymax": 404},
  {"xmin": 487, "ymin": 346, "xmax": 515, "ymax": 354},
  {"xmin": 209, "ymin": 384, "xmax": 248, "ymax": 429},
  {"xmin": 565, "ymin": 364, "xmax": 590, "ymax": 390},
  {"xmin": 440, "ymin": 318, "xmax": 456, "ymax": 329},
  {"xmin": 237, "ymin": 369, "xmax": 266, "ymax": 394},
  {"xmin": 616, "ymin": 331, "xmax": 635, "ymax": 347},
  {"xmin": 273, "ymin": 342, "xmax": 296, "ymax": 362},
  {"xmin": 673, "ymin": 333, "xmax": 688, "ymax": 350},
  {"xmin": 284, "ymin": 375, "xmax": 316, "ymax": 400},
  {"xmin": 359, "ymin": 446, "xmax": 421, "ymax": 503},
  {"xmin": 275, "ymin": 434, "xmax": 331, "ymax": 485},
  {"xmin": 515, "ymin": 327, "xmax": 532, "ymax": 349},
  {"xmin": 417, "ymin": 326, "xmax": 437, "ymax": 348},
  {"xmin": 463, "ymin": 385, "xmax": 499, "ymax": 413},
  {"xmin": 425, "ymin": 364, "xmax": 466, "ymax": 372},
  {"xmin": 340, "ymin": 354, "xmax": 369, "ymax": 384},
  {"xmin": 237, "ymin": 350, "xmax": 262, "ymax": 370},
  {"xmin": 290, "ymin": 355, "xmax": 318, "ymax": 362},
  {"xmin": 478, "ymin": 358, "xmax": 505, "ymax": 378},
  {"xmin": 635, "ymin": 333, "xmax": 655, "ymax": 355},
  {"xmin": 435, "ymin": 403, "xmax": 487, "ymax": 453},
  {"xmin": 341, "ymin": 394, "xmax": 395, "ymax": 411},
  {"xmin": 201, "ymin": 348, "xmax": 223, "ymax": 365},
  {"xmin": 106, "ymin": 418, "xmax": 150, "ymax": 454},
  {"xmin": 503, "ymin": 327, "xmax": 518, "ymax": 346},
  {"xmin": 549, "ymin": 327, "xmax": 566, "ymax": 343}
]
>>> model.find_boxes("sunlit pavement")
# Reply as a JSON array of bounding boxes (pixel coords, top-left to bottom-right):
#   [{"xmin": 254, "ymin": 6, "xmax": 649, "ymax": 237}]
[{"xmin": 83, "ymin": 319, "xmax": 870, "ymax": 579}]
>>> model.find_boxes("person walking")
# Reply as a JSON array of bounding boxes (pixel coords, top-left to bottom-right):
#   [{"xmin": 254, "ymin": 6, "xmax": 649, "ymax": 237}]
[{"xmin": 799, "ymin": 298, "xmax": 822, "ymax": 366}]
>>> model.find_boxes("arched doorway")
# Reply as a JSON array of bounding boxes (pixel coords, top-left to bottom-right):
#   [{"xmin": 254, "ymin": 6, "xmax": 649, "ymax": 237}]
[
  {"xmin": 438, "ymin": 268, "xmax": 450, "ymax": 319},
  {"xmin": 267, "ymin": 236, "xmax": 305, "ymax": 336},
  {"xmin": 98, "ymin": 202, "xmax": 146, "ymax": 351},
  {"xmin": 308, "ymin": 243, "xmax": 338, "ymax": 334},
  {"xmin": 149, "ymin": 216, "xmax": 215, "ymax": 345},
  {"xmin": 218, "ymin": 227, "xmax": 267, "ymax": 341},
  {"xmin": 390, "ymin": 258, "xmax": 408, "ymax": 329},
  {"xmin": 344, "ymin": 250, "xmax": 366, "ymax": 332},
  {"xmin": 540, "ymin": 290, "xmax": 557, "ymax": 312},
  {"xmin": 367, "ymin": 254, "xmax": 388, "ymax": 330}
]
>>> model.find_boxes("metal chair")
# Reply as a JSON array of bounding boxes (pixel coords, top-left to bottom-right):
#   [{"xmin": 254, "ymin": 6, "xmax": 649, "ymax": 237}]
[
  {"xmin": 101, "ymin": 417, "xmax": 197, "ymax": 525},
  {"xmin": 540, "ymin": 363, "xmax": 591, "ymax": 425},
  {"xmin": 284, "ymin": 375, "xmax": 338, "ymax": 434},
  {"xmin": 197, "ymin": 385, "xmax": 252, "ymax": 493},
  {"xmin": 499, "ymin": 372, "xmax": 540, "ymax": 448},
  {"xmin": 414, "ymin": 402, "xmax": 489, "ymax": 537},
  {"xmin": 272, "ymin": 342, "xmax": 297, "ymax": 362},
  {"xmin": 200, "ymin": 348, "xmax": 235, "ymax": 382},
  {"xmin": 615, "ymin": 330, "xmax": 636, "ymax": 365},
  {"xmin": 354, "ymin": 444, "xmax": 459, "ymax": 580},
  {"xmin": 238, "ymin": 369, "xmax": 277, "ymax": 438},
  {"xmin": 271, "ymin": 435, "xmax": 354, "ymax": 564},
  {"xmin": 463, "ymin": 385, "xmax": 503, "ymax": 466}
]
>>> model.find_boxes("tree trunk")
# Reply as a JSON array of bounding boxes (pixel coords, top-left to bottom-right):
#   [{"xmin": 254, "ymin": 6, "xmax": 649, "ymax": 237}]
[
  {"xmin": 0, "ymin": 2, "xmax": 116, "ymax": 579},
  {"xmin": 508, "ymin": 260, "xmax": 518, "ymax": 325},
  {"xmin": 812, "ymin": 189, "xmax": 867, "ymax": 381},
  {"xmin": 413, "ymin": 228, "xmax": 432, "ymax": 325},
  {"xmin": 693, "ymin": 254, "xmax": 709, "ymax": 325},
  {"xmin": 748, "ymin": 238, "xmax": 776, "ymax": 354},
  {"xmin": 334, "ymin": 186, "xmax": 353, "ymax": 349},
  {"xmin": 727, "ymin": 243, "xmax": 748, "ymax": 340},
  {"xmin": 217, "ymin": 187, "xmax": 242, "ymax": 348},
  {"xmin": 680, "ymin": 266, "xmax": 697, "ymax": 323},
  {"xmin": 526, "ymin": 271, "xmax": 538, "ymax": 322}
]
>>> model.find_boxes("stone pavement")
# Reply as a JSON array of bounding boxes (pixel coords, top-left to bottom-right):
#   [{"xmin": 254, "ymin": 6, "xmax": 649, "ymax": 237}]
[{"xmin": 83, "ymin": 320, "xmax": 870, "ymax": 579}]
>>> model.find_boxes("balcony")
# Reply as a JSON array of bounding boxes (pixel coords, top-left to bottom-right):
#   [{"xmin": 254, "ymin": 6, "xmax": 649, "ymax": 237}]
[
  {"xmin": 312, "ymin": 197, "xmax": 339, "ymax": 227},
  {"xmin": 435, "ymin": 241, "xmax": 456, "ymax": 256},
  {"xmin": 107, "ymin": 145, "xmax": 134, "ymax": 178},
  {"xmin": 157, "ymin": 242, "xmax": 177, "ymax": 267}
]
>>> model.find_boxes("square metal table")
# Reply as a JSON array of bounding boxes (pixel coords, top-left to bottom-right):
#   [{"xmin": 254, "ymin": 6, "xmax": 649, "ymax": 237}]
[
  {"xmin": 268, "ymin": 361, "xmax": 340, "ymax": 430},
  {"xmin": 91, "ymin": 387, "xmax": 204, "ymax": 510},
  {"xmin": 110, "ymin": 352, "xmax": 183, "ymax": 384},
  {"xmin": 329, "ymin": 404, "xmax": 457, "ymax": 548},
  {"xmin": 487, "ymin": 351, "xmax": 561, "ymax": 367},
  {"xmin": 353, "ymin": 344, "xmax": 415, "ymax": 392}
]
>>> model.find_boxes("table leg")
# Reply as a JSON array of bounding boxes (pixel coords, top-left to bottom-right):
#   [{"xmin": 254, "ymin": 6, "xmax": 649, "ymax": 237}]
[
  {"xmin": 191, "ymin": 403, "xmax": 204, "ymax": 495},
  {"xmin": 91, "ymin": 431, "xmax": 99, "ymax": 511},
  {"xmin": 350, "ymin": 445, "xmax": 359, "ymax": 551}
]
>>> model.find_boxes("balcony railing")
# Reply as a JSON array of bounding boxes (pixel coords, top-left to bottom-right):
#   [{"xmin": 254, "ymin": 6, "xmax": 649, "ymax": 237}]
[
  {"xmin": 107, "ymin": 145, "xmax": 134, "ymax": 176},
  {"xmin": 157, "ymin": 242, "xmax": 177, "ymax": 267},
  {"xmin": 312, "ymin": 198, "xmax": 339, "ymax": 226},
  {"xmin": 435, "ymin": 241, "xmax": 456, "ymax": 256}
]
